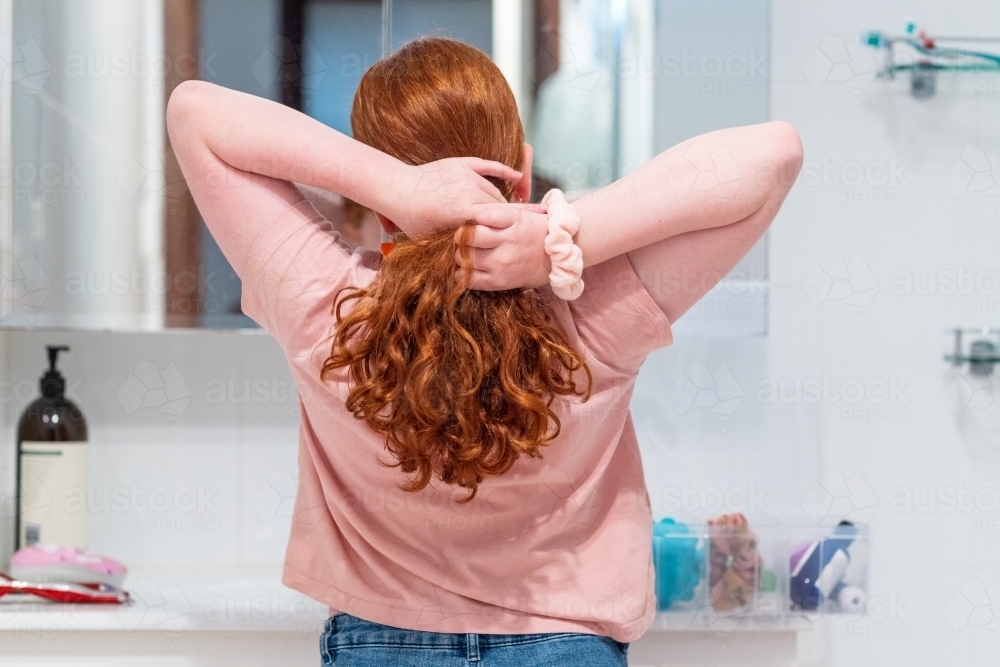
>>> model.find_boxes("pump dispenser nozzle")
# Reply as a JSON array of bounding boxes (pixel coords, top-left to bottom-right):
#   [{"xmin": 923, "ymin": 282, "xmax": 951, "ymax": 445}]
[
  {"xmin": 47, "ymin": 346, "xmax": 68, "ymax": 371},
  {"xmin": 40, "ymin": 345, "xmax": 70, "ymax": 399}
]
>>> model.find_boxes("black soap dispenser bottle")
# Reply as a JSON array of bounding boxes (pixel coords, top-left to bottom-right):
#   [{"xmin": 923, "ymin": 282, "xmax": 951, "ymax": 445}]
[{"xmin": 16, "ymin": 346, "xmax": 89, "ymax": 549}]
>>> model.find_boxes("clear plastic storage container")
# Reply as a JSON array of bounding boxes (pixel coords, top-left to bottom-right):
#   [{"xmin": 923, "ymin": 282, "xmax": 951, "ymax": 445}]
[{"xmin": 652, "ymin": 516, "xmax": 870, "ymax": 621}]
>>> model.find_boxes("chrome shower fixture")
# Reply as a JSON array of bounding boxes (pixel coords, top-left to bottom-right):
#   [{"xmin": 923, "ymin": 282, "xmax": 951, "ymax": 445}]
[
  {"xmin": 864, "ymin": 23, "xmax": 1000, "ymax": 99},
  {"xmin": 944, "ymin": 328, "xmax": 1000, "ymax": 376}
]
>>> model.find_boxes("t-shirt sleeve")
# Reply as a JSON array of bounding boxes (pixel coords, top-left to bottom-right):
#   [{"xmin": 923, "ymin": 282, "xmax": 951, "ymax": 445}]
[
  {"xmin": 239, "ymin": 197, "xmax": 379, "ymax": 364},
  {"xmin": 566, "ymin": 253, "xmax": 674, "ymax": 375}
]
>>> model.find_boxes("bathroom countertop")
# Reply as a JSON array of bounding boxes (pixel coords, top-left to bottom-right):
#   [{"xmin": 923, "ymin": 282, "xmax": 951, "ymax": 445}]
[
  {"xmin": 0, "ymin": 573, "xmax": 810, "ymax": 667},
  {"xmin": 646, "ymin": 610, "xmax": 812, "ymax": 633},
  {"xmin": 0, "ymin": 566, "xmax": 812, "ymax": 635},
  {"xmin": 0, "ymin": 565, "xmax": 328, "ymax": 633}
]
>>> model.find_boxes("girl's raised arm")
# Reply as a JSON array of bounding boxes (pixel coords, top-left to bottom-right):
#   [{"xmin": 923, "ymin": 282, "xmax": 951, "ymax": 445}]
[
  {"xmin": 466, "ymin": 121, "xmax": 803, "ymax": 324},
  {"xmin": 572, "ymin": 121, "xmax": 803, "ymax": 322}
]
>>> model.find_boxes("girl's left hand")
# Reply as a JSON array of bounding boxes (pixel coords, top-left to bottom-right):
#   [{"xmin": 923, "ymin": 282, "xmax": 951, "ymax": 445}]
[
  {"xmin": 456, "ymin": 205, "xmax": 552, "ymax": 291},
  {"xmin": 380, "ymin": 157, "xmax": 527, "ymax": 238}
]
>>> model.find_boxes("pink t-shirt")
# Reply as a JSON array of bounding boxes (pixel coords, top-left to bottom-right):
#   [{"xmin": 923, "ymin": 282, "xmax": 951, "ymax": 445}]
[{"xmin": 240, "ymin": 198, "xmax": 674, "ymax": 643}]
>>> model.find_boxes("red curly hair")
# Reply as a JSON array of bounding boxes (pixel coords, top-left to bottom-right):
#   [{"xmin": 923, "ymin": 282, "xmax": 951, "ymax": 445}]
[{"xmin": 322, "ymin": 38, "xmax": 591, "ymax": 502}]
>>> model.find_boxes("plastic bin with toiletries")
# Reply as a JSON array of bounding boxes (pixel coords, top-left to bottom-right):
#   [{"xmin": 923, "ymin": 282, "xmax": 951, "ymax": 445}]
[{"xmin": 652, "ymin": 514, "xmax": 870, "ymax": 619}]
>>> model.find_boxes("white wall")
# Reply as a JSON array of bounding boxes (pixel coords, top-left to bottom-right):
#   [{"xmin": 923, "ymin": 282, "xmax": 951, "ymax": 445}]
[
  {"xmin": 770, "ymin": 0, "xmax": 1000, "ymax": 664},
  {"xmin": 0, "ymin": 329, "xmax": 299, "ymax": 570}
]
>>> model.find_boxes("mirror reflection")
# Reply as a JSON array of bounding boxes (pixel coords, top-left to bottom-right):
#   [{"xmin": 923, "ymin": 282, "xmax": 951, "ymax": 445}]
[{"xmin": 1, "ymin": 0, "xmax": 768, "ymax": 330}]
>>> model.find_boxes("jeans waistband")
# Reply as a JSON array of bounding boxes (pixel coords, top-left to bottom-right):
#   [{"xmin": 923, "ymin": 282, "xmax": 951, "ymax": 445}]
[{"xmin": 324, "ymin": 612, "xmax": 628, "ymax": 652}]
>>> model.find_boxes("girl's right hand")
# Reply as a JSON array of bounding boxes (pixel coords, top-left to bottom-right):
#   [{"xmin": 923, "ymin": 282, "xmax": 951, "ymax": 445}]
[{"xmin": 456, "ymin": 204, "xmax": 552, "ymax": 291}]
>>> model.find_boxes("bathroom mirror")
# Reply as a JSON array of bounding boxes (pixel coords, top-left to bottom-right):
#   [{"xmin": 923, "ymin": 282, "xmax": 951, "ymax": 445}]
[{"xmin": 1, "ymin": 0, "xmax": 769, "ymax": 331}]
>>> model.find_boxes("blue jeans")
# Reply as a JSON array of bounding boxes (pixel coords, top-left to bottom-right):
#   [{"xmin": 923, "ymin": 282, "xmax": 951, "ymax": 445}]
[{"xmin": 320, "ymin": 613, "xmax": 629, "ymax": 666}]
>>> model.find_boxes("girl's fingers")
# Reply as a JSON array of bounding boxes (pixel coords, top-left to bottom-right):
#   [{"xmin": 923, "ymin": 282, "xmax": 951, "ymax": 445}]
[
  {"xmin": 472, "ymin": 201, "xmax": 548, "ymax": 229},
  {"xmin": 509, "ymin": 202, "xmax": 548, "ymax": 213},
  {"xmin": 471, "ymin": 204, "xmax": 520, "ymax": 229},
  {"xmin": 453, "ymin": 247, "xmax": 520, "ymax": 291},
  {"xmin": 454, "ymin": 248, "xmax": 481, "ymax": 272},
  {"xmin": 466, "ymin": 269, "xmax": 501, "ymax": 291},
  {"xmin": 454, "ymin": 246, "xmax": 497, "ymax": 271},
  {"xmin": 475, "ymin": 177, "xmax": 508, "ymax": 203},
  {"xmin": 464, "ymin": 157, "xmax": 522, "ymax": 184},
  {"xmin": 455, "ymin": 225, "xmax": 504, "ymax": 249},
  {"xmin": 455, "ymin": 261, "xmax": 505, "ymax": 291}
]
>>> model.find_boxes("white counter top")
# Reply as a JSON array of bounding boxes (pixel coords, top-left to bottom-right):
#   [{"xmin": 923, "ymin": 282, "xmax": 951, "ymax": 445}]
[
  {"xmin": 0, "ymin": 568, "xmax": 815, "ymax": 667},
  {"xmin": 0, "ymin": 565, "xmax": 328, "ymax": 634},
  {"xmin": 0, "ymin": 566, "xmax": 811, "ymax": 636},
  {"xmin": 646, "ymin": 610, "xmax": 812, "ymax": 633}
]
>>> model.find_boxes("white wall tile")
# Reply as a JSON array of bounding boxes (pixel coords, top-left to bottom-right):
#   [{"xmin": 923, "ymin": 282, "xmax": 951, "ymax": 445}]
[
  {"xmin": 773, "ymin": 0, "xmax": 1000, "ymax": 663},
  {"xmin": 0, "ymin": 329, "xmax": 297, "ymax": 570}
]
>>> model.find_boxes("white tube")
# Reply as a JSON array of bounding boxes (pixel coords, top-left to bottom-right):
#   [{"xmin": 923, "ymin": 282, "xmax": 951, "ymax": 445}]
[
  {"xmin": 137, "ymin": 0, "xmax": 165, "ymax": 330},
  {"xmin": 492, "ymin": 0, "xmax": 526, "ymax": 121}
]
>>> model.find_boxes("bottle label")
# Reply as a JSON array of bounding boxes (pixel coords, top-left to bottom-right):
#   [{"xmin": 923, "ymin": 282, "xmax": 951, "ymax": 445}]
[{"xmin": 19, "ymin": 441, "xmax": 88, "ymax": 549}]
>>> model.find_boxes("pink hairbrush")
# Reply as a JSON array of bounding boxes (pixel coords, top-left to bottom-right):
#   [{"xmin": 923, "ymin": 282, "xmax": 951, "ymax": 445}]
[{"xmin": 10, "ymin": 544, "xmax": 127, "ymax": 588}]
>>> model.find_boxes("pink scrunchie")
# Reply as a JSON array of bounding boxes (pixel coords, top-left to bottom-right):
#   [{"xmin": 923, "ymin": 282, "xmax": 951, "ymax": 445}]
[{"xmin": 540, "ymin": 188, "xmax": 584, "ymax": 300}]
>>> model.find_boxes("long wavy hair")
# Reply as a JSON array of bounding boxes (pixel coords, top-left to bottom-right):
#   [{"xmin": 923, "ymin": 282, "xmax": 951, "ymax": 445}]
[{"xmin": 322, "ymin": 38, "xmax": 591, "ymax": 502}]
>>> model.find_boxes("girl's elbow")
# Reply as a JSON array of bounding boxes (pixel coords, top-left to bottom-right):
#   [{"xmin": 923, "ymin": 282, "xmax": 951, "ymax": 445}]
[
  {"xmin": 166, "ymin": 80, "xmax": 212, "ymax": 141},
  {"xmin": 753, "ymin": 121, "xmax": 802, "ymax": 194},
  {"xmin": 769, "ymin": 120, "xmax": 804, "ymax": 177}
]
